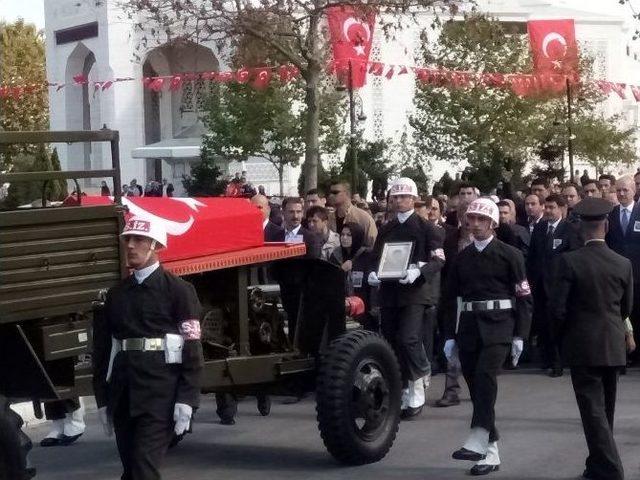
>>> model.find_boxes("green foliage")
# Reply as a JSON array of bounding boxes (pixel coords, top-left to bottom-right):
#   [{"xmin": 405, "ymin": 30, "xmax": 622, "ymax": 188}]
[
  {"xmin": 2, "ymin": 146, "xmax": 67, "ymax": 209},
  {"xmin": 0, "ymin": 20, "xmax": 49, "ymax": 170},
  {"xmin": 340, "ymin": 140, "xmax": 393, "ymax": 198},
  {"xmin": 182, "ymin": 142, "xmax": 228, "ymax": 197},
  {"xmin": 410, "ymin": 13, "xmax": 635, "ymax": 191}
]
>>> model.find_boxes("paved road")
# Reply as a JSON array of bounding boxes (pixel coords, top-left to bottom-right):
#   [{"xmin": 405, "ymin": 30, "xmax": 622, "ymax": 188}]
[{"xmin": 27, "ymin": 369, "xmax": 640, "ymax": 480}]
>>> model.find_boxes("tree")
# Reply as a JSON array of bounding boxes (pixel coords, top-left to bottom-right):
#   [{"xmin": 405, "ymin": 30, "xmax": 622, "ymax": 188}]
[
  {"xmin": 202, "ymin": 77, "xmax": 345, "ymax": 195},
  {"xmin": 0, "ymin": 20, "xmax": 49, "ymax": 170},
  {"xmin": 410, "ymin": 14, "xmax": 633, "ymax": 191},
  {"xmin": 120, "ymin": 0, "xmax": 463, "ymax": 190},
  {"xmin": 341, "ymin": 140, "xmax": 392, "ymax": 198},
  {"xmin": 182, "ymin": 142, "xmax": 228, "ymax": 196}
]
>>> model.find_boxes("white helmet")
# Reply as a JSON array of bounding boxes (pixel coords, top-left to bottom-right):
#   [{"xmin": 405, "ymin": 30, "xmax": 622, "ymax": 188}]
[
  {"xmin": 389, "ymin": 177, "xmax": 418, "ymax": 197},
  {"xmin": 465, "ymin": 198, "xmax": 499, "ymax": 227},
  {"xmin": 120, "ymin": 216, "xmax": 168, "ymax": 249}
]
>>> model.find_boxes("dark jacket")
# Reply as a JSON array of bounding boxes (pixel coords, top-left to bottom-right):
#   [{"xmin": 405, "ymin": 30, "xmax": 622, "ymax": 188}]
[
  {"xmin": 605, "ymin": 202, "xmax": 640, "ymax": 286},
  {"xmin": 93, "ymin": 266, "xmax": 204, "ymax": 419},
  {"xmin": 372, "ymin": 212, "xmax": 444, "ymax": 307},
  {"xmin": 271, "ymin": 225, "xmax": 322, "ymax": 259},
  {"xmin": 527, "ymin": 218, "xmax": 581, "ymax": 295},
  {"xmin": 264, "ymin": 220, "xmax": 285, "ymax": 242},
  {"xmin": 444, "ymin": 238, "xmax": 532, "ymax": 349},
  {"xmin": 549, "ymin": 241, "xmax": 633, "ymax": 366}
]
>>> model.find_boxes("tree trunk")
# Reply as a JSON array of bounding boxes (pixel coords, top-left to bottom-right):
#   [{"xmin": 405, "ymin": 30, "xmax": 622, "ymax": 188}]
[
  {"xmin": 278, "ymin": 165, "xmax": 284, "ymax": 197},
  {"xmin": 302, "ymin": 10, "xmax": 321, "ymax": 193}
]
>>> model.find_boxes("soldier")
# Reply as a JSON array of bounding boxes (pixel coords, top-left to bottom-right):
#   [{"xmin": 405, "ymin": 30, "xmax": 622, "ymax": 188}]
[
  {"xmin": 368, "ymin": 178, "xmax": 444, "ymax": 419},
  {"xmin": 443, "ymin": 198, "xmax": 532, "ymax": 476},
  {"xmin": 93, "ymin": 216, "xmax": 204, "ymax": 480},
  {"xmin": 550, "ymin": 198, "xmax": 634, "ymax": 480}
]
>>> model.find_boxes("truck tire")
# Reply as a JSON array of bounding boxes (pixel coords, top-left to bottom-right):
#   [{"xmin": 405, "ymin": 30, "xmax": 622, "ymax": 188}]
[
  {"xmin": 0, "ymin": 398, "xmax": 30, "ymax": 480},
  {"xmin": 316, "ymin": 330, "xmax": 402, "ymax": 465}
]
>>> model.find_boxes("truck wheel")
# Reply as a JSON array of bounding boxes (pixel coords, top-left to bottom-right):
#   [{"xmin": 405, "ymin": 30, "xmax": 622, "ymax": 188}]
[
  {"xmin": 316, "ymin": 330, "xmax": 402, "ymax": 465},
  {"xmin": 0, "ymin": 398, "xmax": 30, "ymax": 480}
]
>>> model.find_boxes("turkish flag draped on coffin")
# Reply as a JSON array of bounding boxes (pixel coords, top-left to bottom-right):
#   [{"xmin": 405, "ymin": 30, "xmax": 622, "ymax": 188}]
[
  {"xmin": 82, "ymin": 196, "xmax": 264, "ymax": 262},
  {"xmin": 527, "ymin": 19, "xmax": 579, "ymax": 76},
  {"xmin": 327, "ymin": 5, "xmax": 376, "ymax": 88}
]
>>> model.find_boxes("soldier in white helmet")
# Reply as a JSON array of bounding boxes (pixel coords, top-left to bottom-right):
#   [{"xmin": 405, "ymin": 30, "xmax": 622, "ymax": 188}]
[
  {"xmin": 92, "ymin": 216, "xmax": 203, "ymax": 480},
  {"xmin": 443, "ymin": 198, "xmax": 532, "ymax": 476},
  {"xmin": 368, "ymin": 178, "xmax": 445, "ymax": 419}
]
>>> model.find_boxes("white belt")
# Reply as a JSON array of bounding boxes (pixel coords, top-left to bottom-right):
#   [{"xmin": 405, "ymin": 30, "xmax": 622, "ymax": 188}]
[
  {"xmin": 121, "ymin": 337, "xmax": 165, "ymax": 352},
  {"xmin": 462, "ymin": 299, "xmax": 513, "ymax": 312}
]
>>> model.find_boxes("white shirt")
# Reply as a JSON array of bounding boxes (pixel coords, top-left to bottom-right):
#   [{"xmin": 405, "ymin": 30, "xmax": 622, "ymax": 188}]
[
  {"xmin": 585, "ymin": 239, "xmax": 606, "ymax": 245},
  {"xmin": 620, "ymin": 202, "xmax": 634, "ymax": 226},
  {"xmin": 263, "ymin": 218, "xmax": 269, "ymax": 230},
  {"xmin": 134, "ymin": 261, "xmax": 160, "ymax": 284},
  {"xmin": 473, "ymin": 235, "xmax": 494, "ymax": 252},
  {"xmin": 547, "ymin": 218, "xmax": 561, "ymax": 233},
  {"xmin": 397, "ymin": 209, "xmax": 414, "ymax": 224},
  {"xmin": 285, "ymin": 225, "xmax": 302, "ymax": 242}
]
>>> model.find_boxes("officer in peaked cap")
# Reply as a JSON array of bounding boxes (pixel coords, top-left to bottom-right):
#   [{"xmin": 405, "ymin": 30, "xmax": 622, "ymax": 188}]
[
  {"xmin": 443, "ymin": 198, "xmax": 532, "ymax": 476},
  {"xmin": 368, "ymin": 178, "xmax": 445, "ymax": 419},
  {"xmin": 550, "ymin": 197, "xmax": 633, "ymax": 480},
  {"xmin": 93, "ymin": 216, "xmax": 204, "ymax": 480}
]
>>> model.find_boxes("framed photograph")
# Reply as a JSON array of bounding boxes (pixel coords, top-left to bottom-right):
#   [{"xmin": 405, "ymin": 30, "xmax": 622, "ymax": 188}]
[{"xmin": 377, "ymin": 241, "xmax": 414, "ymax": 280}]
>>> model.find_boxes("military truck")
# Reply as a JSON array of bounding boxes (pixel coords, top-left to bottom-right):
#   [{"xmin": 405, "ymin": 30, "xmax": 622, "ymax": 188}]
[{"xmin": 0, "ymin": 130, "xmax": 402, "ymax": 479}]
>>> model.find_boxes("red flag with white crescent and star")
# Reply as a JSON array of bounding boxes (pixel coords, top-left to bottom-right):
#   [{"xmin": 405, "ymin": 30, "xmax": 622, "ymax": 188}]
[
  {"xmin": 527, "ymin": 19, "xmax": 578, "ymax": 76},
  {"xmin": 327, "ymin": 5, "xmax": 376, "ymax": 88}
]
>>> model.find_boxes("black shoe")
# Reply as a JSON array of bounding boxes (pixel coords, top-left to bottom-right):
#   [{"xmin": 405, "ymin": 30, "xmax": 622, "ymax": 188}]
[
  {"xmin": 435, "ymin": 396, "xmax": 460, "ymax": 408},
  {"xmin": 400, "ymin": 405, "xmax": 423, "ymax": 420},
  {"xmin": 470, "ymin": 464, "xmax": 500, "ymax": 476},
  {"xmin": 452, "ymin": 448, "xmax": 486, "ymax": 461},
  {"xmin": 582, "ymin": 469, "xmax": 594, "ymax": 479},
  {"xmin": 58, "ymin": 433, "xmax": 83, "ymax": 446},
  {"xmin": 40, "ymin": 437, "xmax": 61, "ymax": 447},
  {"xmin": 257, "ymin": 395, "xmax": 271, "ymax": 416},
  {"xmin": 219, "ymin": 417, "xmax": 236, "ymax": 426},
  {"xmin": 549, "ymin": 368, "xmax": 564, "ymax": 378}
]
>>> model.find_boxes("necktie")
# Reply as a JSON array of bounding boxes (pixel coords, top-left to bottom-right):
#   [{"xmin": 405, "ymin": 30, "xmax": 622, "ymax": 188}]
[
  {"xmin": 547, "ymin": 224, "xmax": 554, "ymax": 237},
  {"xmin": 621, "ymin": 208, "xmax": 630, "ymax": 232}
]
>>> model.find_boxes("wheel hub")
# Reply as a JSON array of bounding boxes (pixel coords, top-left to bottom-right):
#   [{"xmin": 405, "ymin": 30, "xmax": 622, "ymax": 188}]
[{"xmin": 352, "ymin": 361, "xmax": 391, "ymax": 438}]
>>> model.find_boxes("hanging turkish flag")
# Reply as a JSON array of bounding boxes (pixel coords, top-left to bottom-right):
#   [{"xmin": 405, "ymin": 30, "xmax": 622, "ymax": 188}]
[
  {"xmin": 611, "ymin": 83, "xmax": 627, "ymax": 99},
  {"xmin": 327, "ymin": 5, "xmax": 376, "ymax": 88},
  {"xmin": 631, "ymin": 86, "xmax": 640, "ymax": 102},
  {"xmin": 236, "ymin": 68, "xmax": 251, "ymax": 84},
  {"xmin": 252, "ymin": 68, "xmax": 271, "ymax": 89},
  {"xmin": 528, "ymin": 19, "xmax": 579, "ymax": 75}
]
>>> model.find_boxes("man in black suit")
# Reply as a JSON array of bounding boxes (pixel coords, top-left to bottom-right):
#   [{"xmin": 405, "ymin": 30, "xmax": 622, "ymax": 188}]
[
  {"xmin": 496, "ymin": 200, "xmax": 530, "ymax": 259},
  {"xmin": 605, "ymin": 176, "xmax": 640, "ymax": 364},
  {"xmin": 527, "ymin": 194, "xmax": 581, "ymax": 377},
  {"xmin": 550, "ymin": 198, "xmax": 633, "ymax": 480}
]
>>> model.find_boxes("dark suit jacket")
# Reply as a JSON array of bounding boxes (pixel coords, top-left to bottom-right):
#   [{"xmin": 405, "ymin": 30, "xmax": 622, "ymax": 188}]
[
  {"xmin": 605, "ymin": 202, "xmax": 640, "ymax": 286},
  {"xmin": 264, "ymin": 221, "xmax": 285, "ymax": 242},
  {"xmin": 270, "ymin": 225, "xmax": 322, "ymax": 260},
  {"xmin": 527, "ymin": 219, "xmax": 580, "ymax": 295},
  {"xmin": 550, "ymin": 242, "xmax": 633, "ymax": 366}
]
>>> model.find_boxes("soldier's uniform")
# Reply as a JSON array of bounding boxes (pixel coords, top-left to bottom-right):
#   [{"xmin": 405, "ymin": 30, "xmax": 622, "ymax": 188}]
[
  {"xmin": 93, "ymin": 217, "xmax": 204, "ymax": 480},
  {"xmin": 550, "ymin": 198, "xmax": 632, "ymax": 480},
  {"xmin": 369, "ymin": 178, "xmax": 444, "ymax": 418},
  {"xmin": 444, "ymin": 198, "xmax": 532, "ymax": 476}
]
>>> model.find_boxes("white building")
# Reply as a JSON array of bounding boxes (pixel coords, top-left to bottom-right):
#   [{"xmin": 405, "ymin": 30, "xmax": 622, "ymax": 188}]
[{"xmin": 43, "ymin": 0, "xmax": 638, "ymax": 196}]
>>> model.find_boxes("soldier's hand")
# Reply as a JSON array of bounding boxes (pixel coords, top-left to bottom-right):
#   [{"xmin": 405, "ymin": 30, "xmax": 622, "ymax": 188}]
[
  {"xmin": 399, "ymin": 267, "xmax": 421, "ymax": 285},
  {"xmin": 174, "ymin": 403, "xmax": 193, "ymax": 436},
  {"xmin": 367, "ymin": 271, "xmax": 381, "ymax": 287},
  {"xmin": 98, "ymin": 407, "xmax": 113, "ymax": 437},
  {"xmin": 511, "ymin": 337, "xmax": 524, "ymax": 367},
  {"xmin": 626, "ymin": 332, "xmax": 636, "ymax": 354}
]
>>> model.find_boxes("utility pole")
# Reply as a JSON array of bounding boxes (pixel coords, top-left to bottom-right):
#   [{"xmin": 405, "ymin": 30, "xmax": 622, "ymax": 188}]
[
  {"xmin": 567, "ymin": 78, "xmax": 574, "ymax": 182},
  {"xmin": 348, "ymin": 60, "xmax": 358, "ymax": 193}
]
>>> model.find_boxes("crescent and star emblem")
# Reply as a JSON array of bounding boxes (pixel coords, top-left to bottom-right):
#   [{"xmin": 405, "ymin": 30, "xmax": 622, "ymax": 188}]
[
  {"xmin": 541, "ymin": 32, "xmax": 568, "ymax": 69},
  {"xmin": 342, "ymin": 16, "xmax": 371, "ymax": 56},
  {"xmin": 122, "ymin": 197, "xmax": 205, "ymax": 236}
]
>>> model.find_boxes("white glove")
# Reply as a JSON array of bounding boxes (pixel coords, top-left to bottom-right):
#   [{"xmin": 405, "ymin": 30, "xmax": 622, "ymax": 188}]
[
  {"xmin": 443, "ymin": 339, "xmax": 457, "ymax": 362},
  {"xmin": 399, "ymin": 267, "xmax": 421, "ymax": 285},
  {"xmin": 367, "ymin": 271, "xmax": 381, "ymax": 287},
  {"xmin": 511, "ymin": 337, "xmax": 524, "ymax": 367},
  {"xmin": 98, "ymin": 406, "xmax": 113, "ymax": 437},
  {"xmin": 173, "ymin": 403, "xmax": 193, "ymax": 436}
]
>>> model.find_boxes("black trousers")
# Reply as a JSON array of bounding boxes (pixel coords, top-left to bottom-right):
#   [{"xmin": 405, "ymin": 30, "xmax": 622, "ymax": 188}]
[
  {"xmin": 459, "ymin": 342, "xmax": 510, "ymax": 443},
  {"xmin": 113, "ymin": 390, "xmax": 173, "ymax": 480},
  {"xmin": 44, "ymin": 398, "xmax": 80, "ymax": 421},
  {"xmin": 570, "ymin": 367, "xmax": 623, "ymax": 480},
  {"xmin": 535, "ymin": 288, "xmax": 561, "ymax": 369},
  {"xmin": 381, "ymin": 305, "xmax": 429, "ymax": 382},
  {"xmin": 629, "ymin": 288, "xmax": 640, "ymax": 364},
  {"xmin": 422, "ymin": 306, "xmax": 437, "ymax": 364}
]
